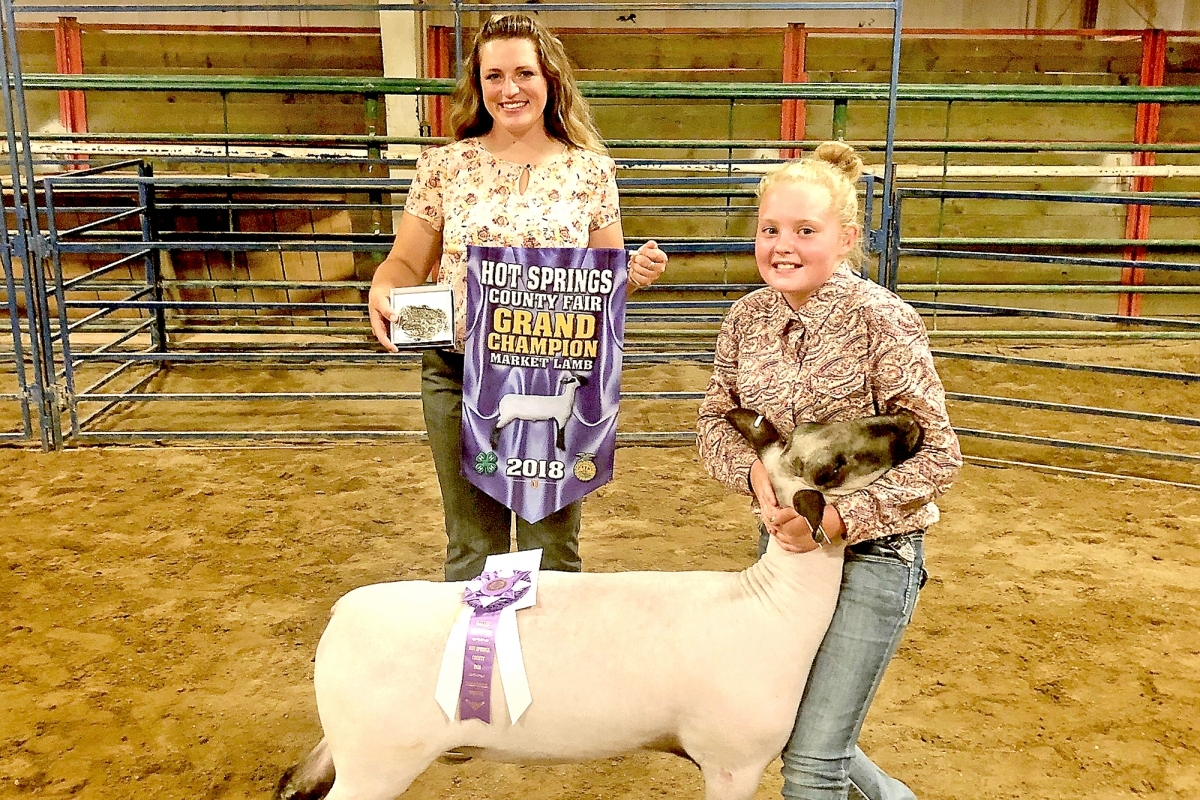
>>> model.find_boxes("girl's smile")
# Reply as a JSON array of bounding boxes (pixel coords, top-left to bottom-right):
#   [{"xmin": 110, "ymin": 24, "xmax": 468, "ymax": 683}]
[{"xmin": 755, "ymin": 181, "xmax": 858, "ymax": 310}]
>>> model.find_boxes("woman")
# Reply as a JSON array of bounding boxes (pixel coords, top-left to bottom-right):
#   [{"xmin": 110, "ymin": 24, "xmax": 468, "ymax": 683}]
[
  {"xmin": 697, "ymin": 142, "xmax": 962, "ymax": 800},
  {"xmin": 367, "ymin": 14, "xmax": 667, "ymax": 582}
]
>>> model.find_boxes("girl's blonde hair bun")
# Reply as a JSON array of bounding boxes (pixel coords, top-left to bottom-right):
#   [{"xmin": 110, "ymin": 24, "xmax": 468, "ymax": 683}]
[{"xmin": 812, "ymin": 141, "xmax": 863, "ymax": 183}]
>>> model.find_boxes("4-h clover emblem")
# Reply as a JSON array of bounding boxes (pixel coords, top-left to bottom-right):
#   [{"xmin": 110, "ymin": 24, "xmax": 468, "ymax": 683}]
[{"xmin": 474, "ymin": 451, "xmax": 498, "ymax": 475}]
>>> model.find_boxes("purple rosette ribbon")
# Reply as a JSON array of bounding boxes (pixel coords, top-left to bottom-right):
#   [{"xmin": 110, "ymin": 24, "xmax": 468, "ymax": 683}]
[{"xmin": 459, "ymin": 569, "xmax": 532, "ymax": 723}]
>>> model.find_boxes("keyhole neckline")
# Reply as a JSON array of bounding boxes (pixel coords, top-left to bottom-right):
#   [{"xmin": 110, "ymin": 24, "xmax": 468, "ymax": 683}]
[{"xmin": 473, "ymin": 136, "xmax": 570, "ymax": 169}]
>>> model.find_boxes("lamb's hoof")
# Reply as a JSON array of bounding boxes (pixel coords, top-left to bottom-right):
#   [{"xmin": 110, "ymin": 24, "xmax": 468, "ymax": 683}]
[
  {"xmin": 438, "ymin": 749, "xmax": 474, "ymax": 764},
  {"xmin": 276, "ymin": 764, "xmax": 333, "ymax": 800}
]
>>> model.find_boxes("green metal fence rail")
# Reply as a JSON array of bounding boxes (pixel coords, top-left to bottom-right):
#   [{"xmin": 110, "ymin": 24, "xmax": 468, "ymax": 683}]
[{"xmin": 18, "ymin": 74, "xmax": 1200, "ymax": 102}]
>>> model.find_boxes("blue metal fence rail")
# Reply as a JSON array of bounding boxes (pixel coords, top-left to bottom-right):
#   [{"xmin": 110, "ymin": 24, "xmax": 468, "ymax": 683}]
[{"xmin": 21, "ymin": 162, "xmax": 1200, "ymax": 465}]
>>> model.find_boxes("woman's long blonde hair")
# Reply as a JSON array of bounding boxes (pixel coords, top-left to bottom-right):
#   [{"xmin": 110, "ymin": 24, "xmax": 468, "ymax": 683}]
[
  {"xmin": 757, "ymin": 142, "xmax": 866, "ymax": 267},
  {"xmin": 448, "ymin": 14, "xmax": 606, "ymax": 154}
]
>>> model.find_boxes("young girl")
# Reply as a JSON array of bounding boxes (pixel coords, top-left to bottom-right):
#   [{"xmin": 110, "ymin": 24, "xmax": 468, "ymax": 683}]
[{"xmin": 697, "ymin": 142, "xmax": 962, "ymax": 800}]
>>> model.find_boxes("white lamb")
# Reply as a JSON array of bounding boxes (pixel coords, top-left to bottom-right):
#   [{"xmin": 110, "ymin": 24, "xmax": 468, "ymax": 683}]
[
  {"xmin": 490, "ymin": 372, "xmax": 586, "ymax": 451},
  {"xmin": 278, "ymin": 410, "xmax": 923, "ymax": 800}
]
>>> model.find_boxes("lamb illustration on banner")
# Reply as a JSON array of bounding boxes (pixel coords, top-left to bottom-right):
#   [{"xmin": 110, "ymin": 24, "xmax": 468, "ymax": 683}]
[{"xmin": 490, "ymin": 373, "xmax": 588, "ymax": 451}]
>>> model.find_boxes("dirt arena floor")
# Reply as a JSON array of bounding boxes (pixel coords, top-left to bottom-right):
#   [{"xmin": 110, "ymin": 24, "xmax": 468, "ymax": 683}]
[{"xmin": 2, "ymin": 343, "xmax": 1199, "ymax": 800}]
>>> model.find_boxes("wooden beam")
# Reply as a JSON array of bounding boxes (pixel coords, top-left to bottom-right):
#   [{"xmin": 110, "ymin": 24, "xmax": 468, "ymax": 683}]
[
  {"xmin": 54, "ymin": 16, "xmax": 87, "ymax": 133},
  {"xmin": 53, "ymin": 16, "xmax": 88, "ymax": 169}
]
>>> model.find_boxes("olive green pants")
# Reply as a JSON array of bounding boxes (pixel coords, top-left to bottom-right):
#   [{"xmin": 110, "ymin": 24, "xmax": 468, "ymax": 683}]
[{"xmin": 421, "ymin": 349, "xmax": 582, "ymax": 582}]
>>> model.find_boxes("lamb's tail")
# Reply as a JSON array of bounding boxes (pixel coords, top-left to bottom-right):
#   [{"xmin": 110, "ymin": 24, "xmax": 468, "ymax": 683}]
[{"xmin": 277, "ymin": 737, "xmax": 335, "ymax": 800}]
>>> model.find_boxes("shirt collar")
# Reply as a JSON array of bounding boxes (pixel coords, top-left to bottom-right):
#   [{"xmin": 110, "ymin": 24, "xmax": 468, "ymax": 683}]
[{"xmin": 764, "ymin": 262, "xmax": 858, "ymax": 335}]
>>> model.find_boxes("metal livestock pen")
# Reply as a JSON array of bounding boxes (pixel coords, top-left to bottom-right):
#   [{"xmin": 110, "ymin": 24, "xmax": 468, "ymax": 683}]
[{"xmin": 2, "ymin": 0, "xmax": 1198, "ymax": 487}]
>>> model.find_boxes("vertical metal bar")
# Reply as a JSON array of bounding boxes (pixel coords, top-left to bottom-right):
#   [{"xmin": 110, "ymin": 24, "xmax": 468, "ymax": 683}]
[
  {"xmin": 932, "ymin": 97, "xmax": 952, "ymax": 324},
  {"xmin": 364, "ymin": 91, "xmax": 387, "ymax": 275},
  {"xmin": 2, "ymin": 0, "xmax": 56, "ymax": 448},
  {"xmin": 722, "ymin": 97, "xmax": 736, "ymax": 288},
  {"xmin": 0, "ymin": 0, "xmax": 31, "ymax": 440},
  {"xmin": 832, "ymin": 98, "xmax": 848, "ymax": 140},
  {"xmin": 780, "ymin": 22, "xmax": 806, "ymax": 160},
  {"xmin": 42, "ymin": 177, "xmax": 78, "ymax": 440},
  {"xmin": 453, "ymin": 0, "xmax": 463, "ymax": 80},
  {"xmin": 220, "ymin": 90, "xmax": 239, "ymax": 321},
  {"xmin": 886, "ymin": 191, "xmax": 903, "ymax": 293},
  {"xmin": 1119, "ymin": 28, "xmax": 1165, "ymax": 318},
  {"xmin": 0, "ymin": 180, "xmax": 31, "ymax": 440},
  {"xmin": 861, "ymin": 173, "xmax": 875, "ymax": 281},
  {"xmin": 138, "ymin": 162, "xmax": 167, "ymax": 352},
  {"xmin": 365, "ymin": 92, "xmax": 384, "ymax": 229},
  {"xmin": 879, "ymin": 0, "xmax": 903, "ymax": 287}
]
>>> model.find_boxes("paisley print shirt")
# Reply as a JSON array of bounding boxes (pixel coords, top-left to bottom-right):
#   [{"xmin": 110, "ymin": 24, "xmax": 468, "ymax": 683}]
[
  {"xmin": 403, "ymin": 138, "xmax": 621, "ymax": 350},
  {"xmin": 697, "ymin": 264, "xmax": 962, "ymax": 544}
]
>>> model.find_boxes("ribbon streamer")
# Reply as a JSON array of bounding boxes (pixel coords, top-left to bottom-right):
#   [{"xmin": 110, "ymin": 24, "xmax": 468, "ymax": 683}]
[
  {"xmin": 435, "ymin": 568, "xmax": 533, "ymax": 725},
  {"xmin": 460, "ymin": 610, "xmax": 502, "ymax": 722}
]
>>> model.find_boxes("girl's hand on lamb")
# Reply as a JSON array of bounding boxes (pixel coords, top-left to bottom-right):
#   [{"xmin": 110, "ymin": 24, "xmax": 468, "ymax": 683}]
[
  {"xmin": 627, "ymin": 240, "xmax": 667, "ymax": 290},
  {"xmin": 773, "ymin": 505, "xmax": 845, "ymax": 552},
  {"xmin": 751, "ymin": 459, "xmax": 823, "ymax": 553},
  {"xmin": 751, "ymin": 460, "xmax": 815, "ymax": 552},
  {"xmin": 772, "ymin": 514, "xmax": 822, "ymax": 554},
  {"xmin": 749, "ymin": 459, "xmax": 780, "ymax": 514}
]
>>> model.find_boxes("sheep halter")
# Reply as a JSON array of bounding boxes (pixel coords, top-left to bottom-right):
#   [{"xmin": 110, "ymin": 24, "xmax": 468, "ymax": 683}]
[{"xmin": 459, "ymin": 570, "xmax": 533, "ymax": 723}]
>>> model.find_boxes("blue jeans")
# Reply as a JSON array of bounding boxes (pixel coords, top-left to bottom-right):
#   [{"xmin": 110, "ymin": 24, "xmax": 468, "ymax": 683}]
[{"xmin": 758, "ymin": 529, "xmax": 926, "ymax": 800}]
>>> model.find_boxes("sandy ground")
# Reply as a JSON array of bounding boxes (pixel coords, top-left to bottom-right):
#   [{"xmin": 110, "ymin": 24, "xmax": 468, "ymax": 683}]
[{"xmin": 2, "ymin": 343, "xmax": 1199, "ymax": 800}]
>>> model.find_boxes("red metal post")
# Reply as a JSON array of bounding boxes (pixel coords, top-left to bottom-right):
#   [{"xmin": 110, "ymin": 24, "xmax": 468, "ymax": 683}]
[
  {"xmin": 53, "ymin": 16, "xmax": 88, "ymax": 168},
  {"xmin": 53, "ymin": 17, "xmax": 88, "ymax": 132},
  {"xmin": 426, "ymin": 25, "xmax": 453, "ymax": 138},
  {"xmin": 780, "ymin": 23, "xmax": 807, "ymax": 160},
  {"xmin": 1119, "ymin": 28, "xmax": 1166, "ymax": 317}
]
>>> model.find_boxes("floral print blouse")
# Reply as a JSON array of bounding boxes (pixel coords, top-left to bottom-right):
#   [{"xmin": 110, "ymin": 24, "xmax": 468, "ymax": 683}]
[
  {"xmin": 403, "ymin": 137, "xmax": 621, "ymax": 350},
  {"xmin": 697, "ymin": 264, "xmax": 962, "ymax": 545}
]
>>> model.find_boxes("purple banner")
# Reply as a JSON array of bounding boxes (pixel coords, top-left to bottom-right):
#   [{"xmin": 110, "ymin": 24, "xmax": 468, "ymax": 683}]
[{"xmin": 462, "ymin": 245, "xmax": 627, "ymax": 524}]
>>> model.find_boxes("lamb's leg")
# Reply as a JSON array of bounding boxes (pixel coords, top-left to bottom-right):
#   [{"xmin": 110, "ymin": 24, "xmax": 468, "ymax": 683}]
[
  {"xmin": 276, "ymin": 737, "xmax": 335, "ymax": 800},
  {"xmin": 322, "ymin": 743, "xmax": 442, "ymax": 800},
  {"xmin": 555, "ymin": 422, "xmax": 566, "ymax": 451}
]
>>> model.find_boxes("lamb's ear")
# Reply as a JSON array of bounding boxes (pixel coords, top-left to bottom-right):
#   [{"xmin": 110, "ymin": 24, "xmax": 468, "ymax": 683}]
[
  {"xmin": 725, "ymin": 409, "xmax": 782, "ymax": 454},
  {"xmin": 791, "ymin": 490, "xmax": 825, "ymax": 535},
  {"xmin": 888, "ymin": 411, "xmax": 923, "ymax": 463}
]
